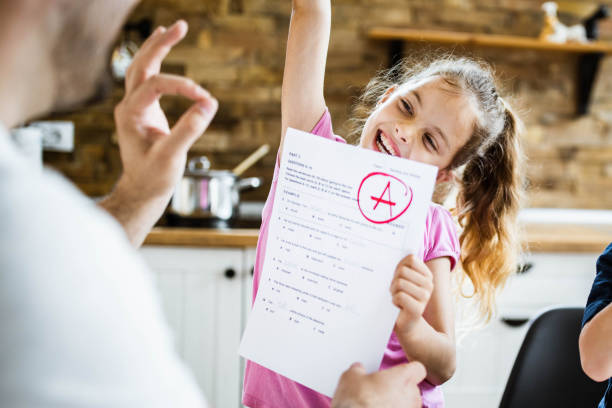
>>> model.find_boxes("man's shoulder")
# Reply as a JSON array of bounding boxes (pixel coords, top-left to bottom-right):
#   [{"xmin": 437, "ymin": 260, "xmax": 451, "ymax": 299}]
[
  {"xmin": 0, "ymin": 164, "xmax": 139, "ymax": 286},
  {"xmin": 0, "ymin": 165, "xmax": 126, "ymax": 249},
  {"xmin": 0, "ymin": 165, "xmax": 208, "ymax": 407}
]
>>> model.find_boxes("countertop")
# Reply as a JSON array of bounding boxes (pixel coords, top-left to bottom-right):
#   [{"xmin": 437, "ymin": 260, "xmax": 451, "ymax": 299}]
[
  {"xmin": 144, "ymin": 223, "xmax": 611, "ymax": 253},
  {"xmin": 523, "ymin": 223, "xmax": 611, "ymax": 253},
  {"xmin": 145, "ymin": 227, "xmax": 260, "ymax": 248}
]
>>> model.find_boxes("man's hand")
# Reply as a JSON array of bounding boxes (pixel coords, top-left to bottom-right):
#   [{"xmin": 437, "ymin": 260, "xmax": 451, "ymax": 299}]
[
  {"xmin": 100, "ymin": 20, "xmax": 218, "ymax": 246},
  {"xmin": 390, "ymin": 254, "xmax": 434, "ymax": 335},
  {"xmin": 331, "ymin": 362, "xmax": 425, "ymax": 408}
]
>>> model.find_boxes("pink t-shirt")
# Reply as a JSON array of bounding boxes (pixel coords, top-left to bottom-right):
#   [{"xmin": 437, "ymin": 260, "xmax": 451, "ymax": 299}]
[{"xmin": 243, "ymin": 110, "xmax": 461, "ymax": 408}]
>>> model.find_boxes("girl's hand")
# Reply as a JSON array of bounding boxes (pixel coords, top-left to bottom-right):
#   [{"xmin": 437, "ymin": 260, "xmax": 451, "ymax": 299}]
[{"xmin": 390, "ymin": 255, "xmax": 434, "ymax": 334}]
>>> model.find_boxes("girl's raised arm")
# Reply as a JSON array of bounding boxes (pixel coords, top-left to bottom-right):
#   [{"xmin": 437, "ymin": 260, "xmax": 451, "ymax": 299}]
[{"xmin": 279, "ymin": 0, "xmax": 331, "ymax": 156}]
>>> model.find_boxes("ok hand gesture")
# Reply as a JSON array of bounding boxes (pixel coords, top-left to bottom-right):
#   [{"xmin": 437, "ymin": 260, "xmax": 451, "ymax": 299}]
[{"xmin": 103, "ymin": 20, "xmax": 218, "ymax": 246}]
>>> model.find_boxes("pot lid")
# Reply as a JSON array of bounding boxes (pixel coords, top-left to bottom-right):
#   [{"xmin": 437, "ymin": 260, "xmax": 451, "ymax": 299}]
[
  {"xmin": 184, "ymin": 156, "xmax": 236, "ymax": 178},
  {"xmin": 185, "ymin": 156, "xmax": 211, "ymax": 176}
]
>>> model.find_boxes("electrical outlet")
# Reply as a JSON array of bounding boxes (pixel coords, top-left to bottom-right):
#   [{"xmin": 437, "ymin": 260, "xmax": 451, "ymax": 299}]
[{"xmin": 31, "ymin": 121, "xmax": 74, "ymax": 152}]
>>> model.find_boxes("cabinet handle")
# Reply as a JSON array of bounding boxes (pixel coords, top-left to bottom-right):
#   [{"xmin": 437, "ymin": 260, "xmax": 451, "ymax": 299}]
[
  {"xmin": 501, "ymin": 317, "xmax": 529, "ymax": 327},
  {"xmin": 250, "ymin": 266, "xmax": 254, "ymax": 276},
  {"xmin": 517, "ymin": 262, "xmax": 533, "ymax": 275},
  {"xmin": 224, "ymin": 268, "xmax": 236, "ymax": 279}
]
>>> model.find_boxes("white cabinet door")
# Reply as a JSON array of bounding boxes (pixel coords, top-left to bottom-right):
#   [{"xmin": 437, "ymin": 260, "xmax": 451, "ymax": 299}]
[
  {"xmin": 242, "ymin": 248, "xmax": 256, "ymax": 324},
  {"xmin": 141, "ymin": 246, "xmax": 243, "ymax": 408},
  {"xmin": 239, "ymin": 248, "xmax": 256, "ymax": 407}
]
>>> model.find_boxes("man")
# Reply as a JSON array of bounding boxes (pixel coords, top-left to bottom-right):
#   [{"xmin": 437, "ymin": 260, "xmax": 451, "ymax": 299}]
[
  {"xmin": 0, "ymin": 1, "xmax": 425, "ymax": 407},
  {"xmin": 579, "ymin": 243, "xmax": 612, "ymax": 408}
]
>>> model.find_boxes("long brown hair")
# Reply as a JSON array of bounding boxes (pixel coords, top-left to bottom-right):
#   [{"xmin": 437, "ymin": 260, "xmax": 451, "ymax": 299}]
[{"xmin": 350, "ymin": 56, "xmax": 525, "ymax": 322}]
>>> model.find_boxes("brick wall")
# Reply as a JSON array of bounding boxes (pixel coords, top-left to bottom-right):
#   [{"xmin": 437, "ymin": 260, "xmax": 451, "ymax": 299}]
[{"xmin": 43, "ymin": 0, "xmax": 612, "ymax": 208}]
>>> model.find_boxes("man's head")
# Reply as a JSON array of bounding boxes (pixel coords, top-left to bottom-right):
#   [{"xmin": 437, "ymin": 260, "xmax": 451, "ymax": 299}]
[{"xmin": 0, "ymin": 0, "xmax": 138, "ymax": 127}]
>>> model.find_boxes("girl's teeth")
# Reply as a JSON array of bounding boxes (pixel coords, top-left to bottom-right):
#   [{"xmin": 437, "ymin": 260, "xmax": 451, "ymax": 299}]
[
  {"xmin": 382, "ymin": 137, "xmax": 394, "ymax": 155},
  {"xmin": 377, "ymin": 131, "xmax": 395, "ymax": 156}
]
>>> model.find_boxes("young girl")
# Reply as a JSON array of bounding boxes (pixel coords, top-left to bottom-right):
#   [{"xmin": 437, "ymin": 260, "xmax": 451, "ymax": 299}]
[{"xmin": 243, "ymin": 1, "xmax": 524, "ymax": 407}]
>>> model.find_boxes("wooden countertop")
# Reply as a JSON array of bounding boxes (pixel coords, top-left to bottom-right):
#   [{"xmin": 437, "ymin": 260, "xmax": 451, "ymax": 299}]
[
  {"xmin": 524, "ymin": 224, "xmax": 611, "ymax": 253},
  {"xmin": 145, "ymin": 227, "xmax": 260, "ymax": 248},
  {"xmin": 144, "ymin": 224, "xmax": 611, "ymax": 253}
]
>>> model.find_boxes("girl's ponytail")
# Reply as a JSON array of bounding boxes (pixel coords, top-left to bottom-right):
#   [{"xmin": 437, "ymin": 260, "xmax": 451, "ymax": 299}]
[{"xmin": 456, "ymin": 102, "xmax": 525, "ymax": 322}]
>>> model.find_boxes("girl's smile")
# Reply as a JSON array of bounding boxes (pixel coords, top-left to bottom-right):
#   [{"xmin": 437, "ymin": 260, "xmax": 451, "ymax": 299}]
[{"xmin": 373, "ymin": 128, "xmax": 401, "ymax": 157}]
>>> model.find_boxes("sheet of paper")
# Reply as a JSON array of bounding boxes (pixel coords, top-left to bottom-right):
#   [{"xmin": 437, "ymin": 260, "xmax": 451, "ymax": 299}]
[{"xmin": 239, "ymin": 127, "xmax": 437, "ymax": 397}]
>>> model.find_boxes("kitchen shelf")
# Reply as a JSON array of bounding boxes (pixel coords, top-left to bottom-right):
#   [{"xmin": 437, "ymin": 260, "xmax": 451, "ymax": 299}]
[
  {"xmin": 367, "ymin": 28, "xmax": 612, "ymax": 53},
  {"xmin": 367, "ymin": 27, "xmax": 612, "ymax": 115}
]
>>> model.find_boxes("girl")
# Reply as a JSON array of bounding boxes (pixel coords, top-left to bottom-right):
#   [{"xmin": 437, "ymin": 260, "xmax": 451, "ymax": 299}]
[{"xmin": 243, "ymin": 1, "xmax": 524, "ymax": 407}]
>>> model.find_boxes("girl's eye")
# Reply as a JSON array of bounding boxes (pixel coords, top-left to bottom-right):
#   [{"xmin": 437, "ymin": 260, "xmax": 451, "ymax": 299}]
[
  {"xmin": 400, "ymin": 99, "xmax": 413, "ymax": 116},
  {"xmin": 423, "ymin": 133, "xmax": 437, "ymax": 152}
]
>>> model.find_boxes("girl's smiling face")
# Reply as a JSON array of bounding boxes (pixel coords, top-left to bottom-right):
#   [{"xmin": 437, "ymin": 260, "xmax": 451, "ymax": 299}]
[{"xmin": 359, "ymin": 76, "xmax": 478, "ymax": 182}]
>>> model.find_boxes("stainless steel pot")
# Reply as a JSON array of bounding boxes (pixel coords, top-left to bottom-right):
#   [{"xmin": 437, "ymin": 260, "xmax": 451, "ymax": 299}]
[{"xmin": 169, "ymin": 156, "xmax": 262, "ymax": 220}]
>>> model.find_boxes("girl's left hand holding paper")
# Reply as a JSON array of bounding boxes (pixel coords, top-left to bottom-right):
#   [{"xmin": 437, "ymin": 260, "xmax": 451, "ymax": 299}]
[{"xmin": 390, "ymin": 254, "xmax": 434, "ymax": 334}]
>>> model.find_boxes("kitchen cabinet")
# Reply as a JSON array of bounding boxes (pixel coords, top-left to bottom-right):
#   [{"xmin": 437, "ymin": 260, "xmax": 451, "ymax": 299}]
[
  {"xmin": 443, "ymin": 252, "xmax": 600, "ymax": 407},
  {"xmin": 140, "ymin": 246, "xmax": 255, "ymax": 408}
]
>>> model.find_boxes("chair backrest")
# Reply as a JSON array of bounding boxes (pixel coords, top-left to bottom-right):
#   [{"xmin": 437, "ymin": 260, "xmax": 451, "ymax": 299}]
[{"xmin": 499, "ymin": 307, "xmax": 608, "ymax": 408}]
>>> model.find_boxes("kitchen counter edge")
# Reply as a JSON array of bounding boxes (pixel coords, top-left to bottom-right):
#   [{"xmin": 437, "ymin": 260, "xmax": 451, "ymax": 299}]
[{"xmin": 144, "ymin": 224, "xmax": 611, "ymax": 253}]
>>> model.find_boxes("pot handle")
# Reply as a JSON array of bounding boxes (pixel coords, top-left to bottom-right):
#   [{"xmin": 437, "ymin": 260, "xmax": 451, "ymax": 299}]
[{"xmin": 237, "ymin": 177, "xmax": 263, "ymax": 191}]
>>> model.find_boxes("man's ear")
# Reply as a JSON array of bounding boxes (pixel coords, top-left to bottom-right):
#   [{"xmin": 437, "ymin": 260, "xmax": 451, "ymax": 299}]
[
  {"xmin": 377, "ymin": 86, "xmax": 397, "ymax": 106},
  {"xmin": 436, "ymin": 169, "xmax": 454, "ymax": 183}
]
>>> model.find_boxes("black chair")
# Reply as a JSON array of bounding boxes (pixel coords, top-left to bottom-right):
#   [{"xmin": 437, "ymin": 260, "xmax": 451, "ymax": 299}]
[{"xmin": 499, "ymin": 307, "xmax": 608, "ymax": 408}]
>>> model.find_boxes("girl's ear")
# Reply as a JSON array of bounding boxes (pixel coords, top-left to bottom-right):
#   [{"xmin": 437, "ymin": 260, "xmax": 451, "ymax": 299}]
[
  {"xmin": 377, "ymin": 86, "xmax": 397, "ymax": 106},
  {"xmin": 436, "ymin": 169, "xmax": 454, "ymax": 183}
]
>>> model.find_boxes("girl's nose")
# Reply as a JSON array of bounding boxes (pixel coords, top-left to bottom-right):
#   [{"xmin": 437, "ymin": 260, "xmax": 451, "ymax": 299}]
[
  {"xmin": 395, "ymin": 124, "xmax": 414, "ymax": 144},
  {"xmin": 395, "ymin": 123, "xmax": 418, "ymax": 159}
]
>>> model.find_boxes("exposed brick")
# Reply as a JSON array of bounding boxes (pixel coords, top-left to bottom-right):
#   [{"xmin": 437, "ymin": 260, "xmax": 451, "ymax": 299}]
[{"xmin": 41, "ymin": 0, "xmax": 612, "ymax": 209}]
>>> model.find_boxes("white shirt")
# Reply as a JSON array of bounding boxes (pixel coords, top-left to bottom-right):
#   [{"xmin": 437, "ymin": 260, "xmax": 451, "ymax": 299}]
[{"xmin": 0, "ymin": 126, "xmax": 208, "ymax": 408}]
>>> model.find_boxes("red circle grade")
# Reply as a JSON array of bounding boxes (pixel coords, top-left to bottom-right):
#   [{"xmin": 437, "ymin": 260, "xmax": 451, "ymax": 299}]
[{"xmin": 357, "ymin": 172, "xmax": 413, "ymax": 224}]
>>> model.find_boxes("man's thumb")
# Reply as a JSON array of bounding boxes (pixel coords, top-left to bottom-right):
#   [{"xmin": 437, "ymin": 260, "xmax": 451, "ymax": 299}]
[
  {"xmin": 401, "ymin": 362, "xmax": 426, "ymax": 383},
  {"xmin": 383, "ymin": 361, "xmax": 426, "ymax": 385}
]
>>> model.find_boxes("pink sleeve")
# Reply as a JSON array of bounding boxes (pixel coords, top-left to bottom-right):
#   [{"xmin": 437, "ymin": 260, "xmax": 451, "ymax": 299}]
[
  {"xmin": 424, "ymin": 205, "xmax": 461, "ymax": 271},
  {"xmin": 310, "ymin": 108, "xmax": 346, "ymax": 143},
  {"xmin": 271, "ymin": 109, "xmax": 346, "ymax": 181}
]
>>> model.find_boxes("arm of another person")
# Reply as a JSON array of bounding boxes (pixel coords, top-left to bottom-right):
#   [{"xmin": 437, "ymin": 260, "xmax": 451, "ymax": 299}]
[
  {"xmin": 99, "ymin": 21, "xmax": 218, "ymax": 247},
  {"xmin": 580, "ymin": 302, "xmax": 612, "ymax": 382},
  {"xmin": 278, "ymin": 0, "xmax": 330, "ymax": 158},
  {"xmin": 390, "ymin": 255, "xmax": 456, "ymax": 385},
  {"xmin": 331, "ymin": 361, "xmax": 425, "ymax": 408}
]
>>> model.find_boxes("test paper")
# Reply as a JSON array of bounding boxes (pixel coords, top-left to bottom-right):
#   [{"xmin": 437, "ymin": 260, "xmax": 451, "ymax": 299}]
[{"xmin": 239, "ymin": 127, "xmax": 438, "ymax": 397}]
